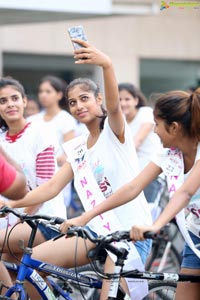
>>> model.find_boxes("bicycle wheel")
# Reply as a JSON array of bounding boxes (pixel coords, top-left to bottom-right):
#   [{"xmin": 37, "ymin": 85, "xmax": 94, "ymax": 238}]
[
  {"xmin": 144, "ymin": 281, "xmax": 177, "ymax": 300},
  {"xmin": 146, "ymin": 242, "xmax": 181, "ymax": 273},
  {"xmin": 59, "ymin": 264, "xmax": 100, "ymax": 300}
]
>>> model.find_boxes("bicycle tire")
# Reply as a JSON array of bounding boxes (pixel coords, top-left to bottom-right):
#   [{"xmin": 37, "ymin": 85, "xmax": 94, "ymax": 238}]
[
  {"xmin": 145, "ymin": 281, "xmax": 177, "ymax": 300},
  {"xmin": 146, "ymin": 242, "xmax": 181, "ymax": 273},
  {"xmin": 58, "ymin": 264, "xmax": 100, "ymax": 300}
]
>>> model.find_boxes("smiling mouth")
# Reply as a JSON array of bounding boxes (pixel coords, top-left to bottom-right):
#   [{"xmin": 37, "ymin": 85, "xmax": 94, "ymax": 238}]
[
  {"xmin": 77, "ymin": 111, "xmax": 87, "ymax": 117},
  {"xmin": 7, "ymin": 111, "xmax": 18, "ymax": 114}
]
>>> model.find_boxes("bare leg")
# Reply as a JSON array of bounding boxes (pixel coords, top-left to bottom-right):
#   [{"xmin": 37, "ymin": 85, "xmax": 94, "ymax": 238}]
[
  {"xmin": 100, "ymin": 255, "xmax": 129, "ymax": 300},
  {"xmin": 0, "ymin": 262, "xmax": 16, "ymax": 299},
  {"xmin": 0, "ymin": 222, "xmax": 46, "ymax": 281},
  {"xmin": 0, "ymin": 222, "xmax": 46, "ymax": 254},
  {"xmin": 176, "ymin": 267, "xmax": 200, "ymax": 300},
  {"xmin": 27, "ymin": 235, "xmax": 96, "ymax": 300}
]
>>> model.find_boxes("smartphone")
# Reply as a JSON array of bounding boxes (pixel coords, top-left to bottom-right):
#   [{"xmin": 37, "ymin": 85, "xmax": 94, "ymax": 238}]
[{"xmin": 68, "ymin": 25, "xmax": 87, "ymax": 50}]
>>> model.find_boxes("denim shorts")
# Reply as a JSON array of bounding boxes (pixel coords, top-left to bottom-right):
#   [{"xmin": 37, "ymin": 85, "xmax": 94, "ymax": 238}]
[
  {"xmin": 134, "ymin": 239, "xmax": 152, "ymax": 265},
  {"xmin": 181, "ymin": 231, "xmax": 200, "ymax": 269},
  {"xmin": 38, "ymin": 223, "xmax": 61, "ymax": 240},
  {"xmin": 38, "ymin": 223, "xmax": 98, "ymax": 241}
]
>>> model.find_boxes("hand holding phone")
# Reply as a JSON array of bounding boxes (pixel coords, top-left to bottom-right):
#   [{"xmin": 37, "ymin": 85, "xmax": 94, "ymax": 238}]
[{"xmin": 68, "ymin": 25, "xmax": 87, "ymax": 50}]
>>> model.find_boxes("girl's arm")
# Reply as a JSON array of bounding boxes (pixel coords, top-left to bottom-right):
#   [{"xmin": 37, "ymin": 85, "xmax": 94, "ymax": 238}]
[
  {"xmin": 60, "ymin": 162, "xmax": 161, "ymax": 232},
  {"xmin": 134, "ymin": 123, "xmax": 154, "ymax": 149},
  {"xmin": 0, "ymin": 150, "xmax": 27, "ymax": 199},
  {"xmin": 130, "ymin": 159, "xmax": 200, "ymax": 240},
  {"xmin": 0, "ymin": 161, "xmax": 74, "ymax": 209},
  {"xmin": 72, "ymin": 39, "xmax": 125, "ymax": 142}
]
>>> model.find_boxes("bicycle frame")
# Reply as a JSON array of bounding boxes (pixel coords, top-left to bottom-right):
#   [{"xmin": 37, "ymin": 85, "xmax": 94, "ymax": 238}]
[
  {"xmin": 4, "ymin": 256, "xmax": 102, "ymax": 300},
  {"xmin": 2, "ymin": 207, "xmax": 200, "ymax": 300},
  {"xmin": 2, "ymin": 219, "xmax": 102, "ymax": 300}
]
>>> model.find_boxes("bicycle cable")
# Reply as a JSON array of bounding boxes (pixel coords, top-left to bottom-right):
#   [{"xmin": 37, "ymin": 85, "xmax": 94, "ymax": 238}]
[
  {"xmin": 82, "ymin": 235, "xmax": 114, "ymax": 280},
  {"xmin": 74, "ymin": 232, "xmax": 87, "ymax": 300},
  {"xmin": 83, "ymin": 234, "xmax": 105, "ymax": 277},
  {"xmin": 6, "ymin": 220, "xmax": 27, "ymax": 265}
]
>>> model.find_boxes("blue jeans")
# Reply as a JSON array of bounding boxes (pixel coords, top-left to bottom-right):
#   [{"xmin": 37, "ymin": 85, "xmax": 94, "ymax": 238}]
[
  {"xmin": 38, "ymin": 224, "xmax": 98, "ymax": 241},
  {"xmin": 181, "ymin": 231, "xmax": 200, "ymax": 269},
  {"xmin": 134, "ymin": 239, "xmax": 152, "ymax": 265}
]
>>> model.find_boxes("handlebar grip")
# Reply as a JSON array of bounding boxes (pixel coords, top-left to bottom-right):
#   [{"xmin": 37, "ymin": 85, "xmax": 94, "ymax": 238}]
[
  {"xmin": 0, "ymin": 206, "xmax": 11, "ymax": 214},
  {"xmin": 54, "ymin": 217, "xmax": 66, "ymax": 225},
  {"xmin": 143, "ymin": 231, "xmax": 158, "ymax": 240}
]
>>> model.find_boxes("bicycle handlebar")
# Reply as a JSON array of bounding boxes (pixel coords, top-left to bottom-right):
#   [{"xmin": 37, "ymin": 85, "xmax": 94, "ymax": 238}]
[
  {"xmin": 0, "ymin": 206, "xmax": 65, "ymax": 225},
  {"xmin": 0, "ymin": 206, "xmax": 159, "ymax": 243}
]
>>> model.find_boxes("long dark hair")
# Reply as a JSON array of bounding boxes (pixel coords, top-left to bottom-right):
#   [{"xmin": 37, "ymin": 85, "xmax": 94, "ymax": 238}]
[
  {"xmin": 39, "ymin": 75, "xmax": 68, "ymax": 111},
  {"xmin": 0, "ymin": 77, "xmax": 25, "ymax": 131},
  {"xmin": 66, "ymin": 78, "xmax": 107, "ymax": 130},
  {"xmin": 118, "ymin": 83, "xmax": 147, "ymax": 107},
  {"xmin": 154, "ymin": 89, "xmax": 200, "ymax": 140}
]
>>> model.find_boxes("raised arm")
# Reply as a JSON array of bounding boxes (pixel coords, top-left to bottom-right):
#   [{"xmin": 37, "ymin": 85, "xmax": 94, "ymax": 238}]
[
  {"xmin": 72, "ymin": 39, "xmax": 125, "ymax": 141},
  {"xmin": 0, "ymin": 161, "xmax": 74, "ymax": 209}
]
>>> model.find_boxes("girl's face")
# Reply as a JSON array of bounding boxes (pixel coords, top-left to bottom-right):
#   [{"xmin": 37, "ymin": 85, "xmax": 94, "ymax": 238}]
[
  {"xmin": 119, "ymin": 89, "xmax": 138, "ymax": 116},
  {"xmin": 67, "ymin": 85, "xmax": 102, "ymax": 124},
  {"xmin": 154, "ymin": 117, "xmax": 177, "ymax": 148},
  {"xmin": 38, "ymin": 81, "xmax": 62, "ymax": 108},
  {"xmin": 0, "ymin": 85, "xmax": 26, "ymax": 123}
]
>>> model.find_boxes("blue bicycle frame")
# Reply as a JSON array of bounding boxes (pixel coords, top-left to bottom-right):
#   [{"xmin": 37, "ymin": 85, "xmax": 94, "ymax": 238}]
[
  {"xmin": 3, "ymin": 251, "xmax": 102, "ymax": 300},
  {"xmin": 2, "ymin": 215, "xmax": 102, "ymax": 300}
]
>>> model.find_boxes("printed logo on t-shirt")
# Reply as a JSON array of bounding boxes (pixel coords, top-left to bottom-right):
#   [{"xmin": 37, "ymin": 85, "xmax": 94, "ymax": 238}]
[{"xmin": 92, "ymin": 159, "xmax": 112, "ymax": 197}]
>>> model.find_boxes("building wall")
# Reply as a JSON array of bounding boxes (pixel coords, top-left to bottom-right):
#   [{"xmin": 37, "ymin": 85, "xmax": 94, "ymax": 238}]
[{"xmin": 0, "ymin": 8, "xmax": 199, "ymax": 87}]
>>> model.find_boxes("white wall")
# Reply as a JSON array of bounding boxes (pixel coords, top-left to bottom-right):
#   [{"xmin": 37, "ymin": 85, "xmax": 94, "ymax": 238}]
[{"xmin": 0, "ymin": 8, "xmax": 199, "ymax": 85}]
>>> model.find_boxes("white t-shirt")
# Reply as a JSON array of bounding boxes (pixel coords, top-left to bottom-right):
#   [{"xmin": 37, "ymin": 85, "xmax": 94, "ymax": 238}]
[
  {"xmin": 0, "ymin": 122, "xmax": 66, "ymax": 224},
  {"xmin": 128, "ymin": 107, "xmax": 162, "ymax": 170},
  {"xmin": 64, "ymin": 118, "xmax": 152, "ymax": 232},
  {"xmin": 28, "ymin": 110, "xmax": 77, "ymax": 157},
  {"xmin": 152, "ymin": 144, "xmax": 200, "ymax": 237}
]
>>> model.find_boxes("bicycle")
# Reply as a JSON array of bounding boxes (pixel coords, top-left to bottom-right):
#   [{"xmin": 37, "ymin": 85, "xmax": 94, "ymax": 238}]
[
  {"xmin": 49, "ymin": 223, "xmax": 200, "ymax": 300},
  {"xmin": 0, "ymin": 207, "xmax": 101, "ymax": 300},
  {"xmin": 1, "ymin": 207, "xmax": 200, "ymax": 300}
]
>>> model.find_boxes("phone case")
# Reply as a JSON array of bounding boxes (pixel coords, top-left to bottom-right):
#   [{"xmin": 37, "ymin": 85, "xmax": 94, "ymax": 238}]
[{"xmin": 68, "ymin": 25, "xmax": 87, "ymax": 50}]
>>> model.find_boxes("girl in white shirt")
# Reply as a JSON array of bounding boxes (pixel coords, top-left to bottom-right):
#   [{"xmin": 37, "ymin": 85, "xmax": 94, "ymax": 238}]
[
  {"xmin": 30, "ymin": 75, "xmax": 77, "ymax": 167},
  {"xmin": 0, "ymin": 77, "xmax": 66, "ymax": 292},
  {"xmin": 119, "ymin": 83, "xmax": 162, "ymax": 204},
  {"xmin": 68, "ymin": 89, "xmax": 200, "ymax": 300},
  {"xmin": 3, "ymin": 40, "xmax": 152, "ymax": 300},
  {"xmin": 29, "ymin": 75, "xmax": 77, "ymax": 212}
]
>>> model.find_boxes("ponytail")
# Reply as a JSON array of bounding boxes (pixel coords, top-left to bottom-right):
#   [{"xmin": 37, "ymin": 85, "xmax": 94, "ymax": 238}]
[{"xmin": 190, "ymin": 88, "xmax": 200, "ymax": 140}]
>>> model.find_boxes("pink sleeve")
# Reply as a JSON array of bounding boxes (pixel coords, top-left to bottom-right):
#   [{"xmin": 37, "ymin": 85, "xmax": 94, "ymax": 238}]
[
  {"xmin": 0, "ymin": 154, "xmax": 17, "ymax": 192},
  {"xmin": 36, "ymin": 146, "xmax": 56, "ymax": 183}
]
